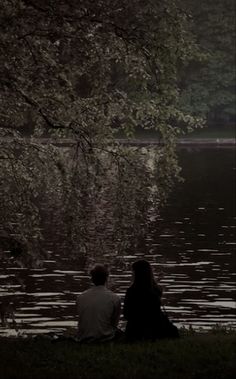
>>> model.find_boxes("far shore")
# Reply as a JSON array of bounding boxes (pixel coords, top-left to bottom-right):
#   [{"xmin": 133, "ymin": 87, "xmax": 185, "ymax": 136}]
[
  {"xmin": 0, "ymin": 136, "xmax": 235, "ymax": 147},
  {"xmin": 116, "ymin": 137, "xmax": 236, "ymax": 147}
]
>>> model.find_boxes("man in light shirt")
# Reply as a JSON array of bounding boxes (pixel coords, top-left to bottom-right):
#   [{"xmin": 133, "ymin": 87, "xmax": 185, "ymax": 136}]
[{"xmin": 77, "ymin": 264, "xmax": 121, "ymax": 342}]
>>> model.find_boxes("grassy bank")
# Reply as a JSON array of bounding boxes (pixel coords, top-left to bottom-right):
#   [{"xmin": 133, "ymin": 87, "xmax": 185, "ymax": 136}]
[{"xmin": 0, "ymin": 333, "xmax": 235, "ymax": 379}]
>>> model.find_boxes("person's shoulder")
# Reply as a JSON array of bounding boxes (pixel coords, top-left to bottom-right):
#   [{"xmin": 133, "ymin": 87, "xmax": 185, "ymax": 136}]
[
  {"xmin": 105, "ymin": 288, "xmax": 118, "ymax": 296},
  {"xmin": 77, "ymin": 287, "xmax": 93, "ymax": 299},
  {"xmin": 125, "ymin": 285, "xmax": 135, "ymax": 294},
  {"xmin": 106, "ymin": 288, "xmax": 120, "ymax": 300},
  {"xmin": 123, "ymin": 286, "xmax": 134, "ymax": 299},
  {"xmin": 153, "ymin": 284, "xmax": 162, "ymax": 297}
]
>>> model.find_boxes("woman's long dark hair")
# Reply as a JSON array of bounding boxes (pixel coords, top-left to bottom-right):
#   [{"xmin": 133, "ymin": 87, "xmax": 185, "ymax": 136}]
[{"xmin": 131, "ymin": 260, "xmax": 157, "ymax": 291}]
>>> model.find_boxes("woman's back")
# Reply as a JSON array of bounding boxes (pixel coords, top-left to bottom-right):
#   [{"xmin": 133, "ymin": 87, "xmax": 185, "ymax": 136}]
[{"xmin": 123, "ymin": 260, "xmax": 162, "ymax": 341}]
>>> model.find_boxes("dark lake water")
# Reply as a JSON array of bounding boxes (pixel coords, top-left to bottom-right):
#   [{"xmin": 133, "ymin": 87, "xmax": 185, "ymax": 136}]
[{"xmin": 0, "ymin": 147, "xmax": 235, "ymax": 336}]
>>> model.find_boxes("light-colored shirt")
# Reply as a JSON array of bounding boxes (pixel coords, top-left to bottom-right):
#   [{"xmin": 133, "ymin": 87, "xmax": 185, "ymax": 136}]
[{"xmin": 77, "ymin": 285, "xmax": 121, "ymax": 342}]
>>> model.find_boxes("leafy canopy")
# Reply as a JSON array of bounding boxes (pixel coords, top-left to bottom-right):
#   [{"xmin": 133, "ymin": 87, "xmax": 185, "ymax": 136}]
[
  {"xmin": 0, "ymin": 0, "xmax": 201, "ymax": 264},
  {"xmin": 179, "ymin": 0, "xmax": 236, "ymax": 124}
]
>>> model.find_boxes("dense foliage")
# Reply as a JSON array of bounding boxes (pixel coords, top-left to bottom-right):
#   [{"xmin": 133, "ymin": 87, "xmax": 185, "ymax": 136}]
[
  {"xmin": 0, "ymin": 0, "xmax": 202, "ymax": 264},
  {"xmin": 179, "ymin": 0, "xmax": 235, "ymax": 126}
]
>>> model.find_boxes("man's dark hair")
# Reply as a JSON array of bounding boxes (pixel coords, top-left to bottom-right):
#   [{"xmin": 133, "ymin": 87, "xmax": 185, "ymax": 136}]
[{"xmin": 90, "ymin": 264, "xmax": 109, "ymax": 286}]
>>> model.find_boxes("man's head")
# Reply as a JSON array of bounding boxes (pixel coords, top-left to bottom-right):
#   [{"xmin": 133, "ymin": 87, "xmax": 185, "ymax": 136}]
[{"xmin": 90, "ymin": 264, "xmax": 109, "ymax": 286}]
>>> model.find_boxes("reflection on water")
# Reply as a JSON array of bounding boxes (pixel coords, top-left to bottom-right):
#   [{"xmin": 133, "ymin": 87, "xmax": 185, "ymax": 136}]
[{"xmin": 0, "ymin": 147, "xmax": 235, "ymax": 335}]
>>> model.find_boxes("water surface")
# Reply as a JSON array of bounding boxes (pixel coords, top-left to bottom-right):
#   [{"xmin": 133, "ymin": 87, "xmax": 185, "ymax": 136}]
[{"xmin": 0, "ymin": 147, "xmax": 235, "ymax": 335}]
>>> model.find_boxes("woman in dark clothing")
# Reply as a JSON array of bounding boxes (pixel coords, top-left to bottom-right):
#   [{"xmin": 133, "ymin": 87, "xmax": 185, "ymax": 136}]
[
  {"xmin": 124, "ymin": 260, "xmax": 178, "ymax": 342},
  {"xmin": 124, "ymin": 260, "xmax": 162, "ymax": 342}
]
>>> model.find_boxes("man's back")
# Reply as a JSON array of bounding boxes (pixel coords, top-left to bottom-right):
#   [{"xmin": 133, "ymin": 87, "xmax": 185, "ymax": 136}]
[{"xmin": 77, "ymin": 285, "xmax": 121, "ymax": 342}]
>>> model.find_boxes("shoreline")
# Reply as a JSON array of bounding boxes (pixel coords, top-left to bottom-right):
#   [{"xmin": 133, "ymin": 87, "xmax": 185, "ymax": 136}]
[
  {"xmin": 116, "ymin": 138, "xmax": 236, "ymax": 147},
  {"xmin": 1, "ymin": 137, "xmax": 235, "ymax": 147},
  {"xmin": 1, "ymin": 321, "xmax": 235, "ymax": 341}
]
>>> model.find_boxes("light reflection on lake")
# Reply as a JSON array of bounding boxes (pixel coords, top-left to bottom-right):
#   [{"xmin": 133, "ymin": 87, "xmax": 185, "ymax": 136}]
[{"xmin": 0, "ymin": 147, "xmax": 235, "ymax": 336}]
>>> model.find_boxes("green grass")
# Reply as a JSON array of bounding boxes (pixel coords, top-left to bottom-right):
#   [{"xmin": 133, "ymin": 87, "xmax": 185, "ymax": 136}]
[{"xmin": 0, "ymin": 333, "xmax": 235, "ymax": 379}]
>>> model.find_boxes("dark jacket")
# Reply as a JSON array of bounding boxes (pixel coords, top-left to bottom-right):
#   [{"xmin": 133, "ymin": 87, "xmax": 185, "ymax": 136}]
[{"xmin": 123, "ymin": 284, "xmax": 162, "ymax": 341}]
